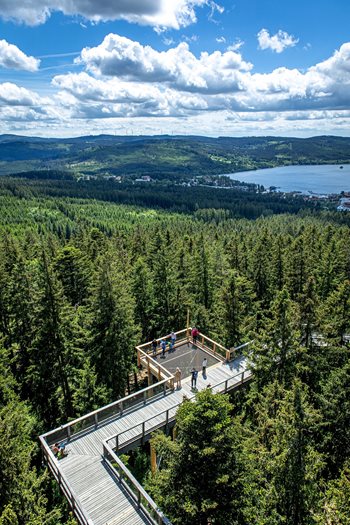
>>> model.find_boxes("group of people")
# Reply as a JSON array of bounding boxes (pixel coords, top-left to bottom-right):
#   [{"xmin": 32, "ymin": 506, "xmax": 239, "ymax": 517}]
[
  {"xmin": 152, "ymin": 331, "xmax": 177, "ymax": 357},
  {"xmin": 52, "ymin": 442, "xmax": 68, "ymax": 460},
  {"xmin": 150, "ymin": 328, "xmax": 209, "ymax": 391}
]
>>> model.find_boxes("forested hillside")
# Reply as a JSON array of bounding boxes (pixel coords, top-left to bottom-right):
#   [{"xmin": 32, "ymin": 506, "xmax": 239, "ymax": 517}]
[
  {"xmin": 0, "ymin": 179, "xmax": 349, "ymax": 524},
  {"xmin": 1, "ymin": 134, "xmax": 350, "ymax": 179}
]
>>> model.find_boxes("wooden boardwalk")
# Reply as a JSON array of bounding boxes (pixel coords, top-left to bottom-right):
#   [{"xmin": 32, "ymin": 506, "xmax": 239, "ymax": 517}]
[{"xmin": 40, "ymin": 353, "xmax": 251, "ymax": 525}]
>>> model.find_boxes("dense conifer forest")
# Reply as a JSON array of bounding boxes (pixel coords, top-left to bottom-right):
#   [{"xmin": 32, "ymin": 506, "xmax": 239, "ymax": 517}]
[{"xmin": 0, "ymin": 177, "xmax": 349, "ymax": 524}]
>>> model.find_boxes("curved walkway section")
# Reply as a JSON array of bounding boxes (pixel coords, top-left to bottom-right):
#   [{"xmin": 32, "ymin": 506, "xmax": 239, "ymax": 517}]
[{"xmin": 40, "ymin": 354, "xmax": 251, "ymax": 525}]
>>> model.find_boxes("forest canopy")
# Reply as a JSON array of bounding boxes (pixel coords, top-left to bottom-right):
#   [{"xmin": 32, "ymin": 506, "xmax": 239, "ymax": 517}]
[{"xmin": 0, "ymin": 177, "xmax": 349, "ymax": 524}]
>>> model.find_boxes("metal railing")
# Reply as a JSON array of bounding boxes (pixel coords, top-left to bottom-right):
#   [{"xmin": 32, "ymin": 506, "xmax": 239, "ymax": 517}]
[
  {"xmin": 41, "ymin": 379, "xmax": 174, "ymax": 446},
  {"xmin": 39, "ymin": 436, "xmax": 93, "ymax": 525},
  {"xmin": 106, "ymin": 367, "xmax": 252, "ymax": 454},
  {"xmin": 103, "ymin": 443, "xmax": 172, "ymax": 525},
  {"xmin": 136, "ymin": 328, "xmax": 190, "ymax": 360}
]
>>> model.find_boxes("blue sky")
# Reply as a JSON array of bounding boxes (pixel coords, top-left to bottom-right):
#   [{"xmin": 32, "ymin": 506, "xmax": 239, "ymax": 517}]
[{"xmin": 1, "ymin": 0, "xmax": 350, "ymax": 137}]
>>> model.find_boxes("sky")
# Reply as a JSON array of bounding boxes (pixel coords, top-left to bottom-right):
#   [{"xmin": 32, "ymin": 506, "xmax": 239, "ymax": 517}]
[{"xmin": 1, "ymin": 0, "xmax": 350, "ymax": 138}]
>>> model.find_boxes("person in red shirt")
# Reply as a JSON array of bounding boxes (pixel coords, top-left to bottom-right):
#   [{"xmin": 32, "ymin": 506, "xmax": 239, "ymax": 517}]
[{"xmin": 191, "ymin": 326, "xmax": 199, "ymax": 344}]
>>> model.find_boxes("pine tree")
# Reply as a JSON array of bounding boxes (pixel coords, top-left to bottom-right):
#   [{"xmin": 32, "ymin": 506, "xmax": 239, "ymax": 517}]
[
  {"xmin": 148, "ymin": 389, "xmax": 242, "ymax": 525},
  {"xmin": 26, "ymin": 251, "xmax": 74, "ymax": 423},
  {"xmin": 319, "ymin": 279, "xmax": 350, "ymax": 346},
  {"xmin": 216, "ymin": 269, "xmax": 255, "ymax": 347},
  {"xmin": 131, "ymin": 257, "xmax": 154, "ymax": 340},
  {"xmin": 251, "ymin": 287, "xmax": 302, "ymax": 388},
  {"xmin": 89, "ymin": 255, "xmax": 139, "ymax": 399},
  {"xmin": 54, "ymin": 245, "xmax": 90, "ymax": 306}
]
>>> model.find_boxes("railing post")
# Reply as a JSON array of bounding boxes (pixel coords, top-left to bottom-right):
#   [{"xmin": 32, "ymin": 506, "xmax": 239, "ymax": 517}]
[
  {"xmin": 213, "ymin": 342, "xmax": 216, "ymax": 354},
  {"xmin": 137, "ymin": 489, "xmax": 141, "ymax": 508},
  {"xmin": 137, "ymin": 348, "xmax": 141, "ymax": 367},
  {"xmin": 225, "ymin": 379, "xmax": 228, "ymax": 393},
  {"xmin": 67, "ymin": 425, "xmax": 71, "ymax": 440},
  {"xmin": 165, "ymin": 409, "xmax": 169, "ymax": 434},
  {"xmin": 141, "ymin": 422, "xmax": 145, "ymax": 444},
  {"xmin": 241, "ymin": 371, "xmax": 244, "ymax": 384},
  {"xmin": 143, "ymin": 390, "xmax": 147, "ymax": 405},
  {"xmin": 163, "ymin": 382, "xmax": 167, "ymax": 395},
  {"xmin": 115, "ymin": 434, "xmax": 119, "ymax": 452},
  {"xmin": 119, "ymin": 400, "xmax": 123, "ymax": 415},
  {"xmin": 94, "ymin": 413, "xmax": 98, "ymax": 427},
  {"xmin": 147, "ymin": 357, "xmax": 151, "ymax": 386}
]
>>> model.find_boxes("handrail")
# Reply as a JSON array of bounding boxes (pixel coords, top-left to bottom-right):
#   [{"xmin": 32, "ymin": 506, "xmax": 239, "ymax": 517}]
[
  {"xmin": 107, "ymin": 367, "xmax": 252, "ymax": 453},
  {"xmin": 137, "ymin": 328, "xmax": 230, "ymax": 364},
  {"xmin": 39, "ymin": 436, "xmax": 93, "ymax": 525},
  {"xmin": 199, "ymin": 333, "xmax": 228, "ymax": 353},
  {"xmin": 227, "ymin": 340, "xmax": 254, "ymax": 361},
  {"xmin": 137, "ymin": 328, "xmax": 188, "ymax": 351},
  {"xmin": 103, "ymin": 442, "xmax": 172, "ymax": 525},
  {"xmin": 41, "ymin": 378, "xmax": 171, "ymax": 442},
  {"xmin": 138, "ymin": 349, "xmax": 174, "ymax": 379}
]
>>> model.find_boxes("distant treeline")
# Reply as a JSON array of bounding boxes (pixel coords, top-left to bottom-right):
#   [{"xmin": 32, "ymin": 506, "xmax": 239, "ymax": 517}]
[
  {"xmin": 10, "ymin": 169, "xmax": 74, "ymax": 180},
  {"xmin": 0, "ymin": 177, "xmax": 319, "ymax": 220}
]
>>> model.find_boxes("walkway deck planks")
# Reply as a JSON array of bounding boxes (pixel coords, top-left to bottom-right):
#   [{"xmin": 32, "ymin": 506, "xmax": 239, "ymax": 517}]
[{"xmin": 43, "ymin": 355, "xmax": 251, "ymax": 525}]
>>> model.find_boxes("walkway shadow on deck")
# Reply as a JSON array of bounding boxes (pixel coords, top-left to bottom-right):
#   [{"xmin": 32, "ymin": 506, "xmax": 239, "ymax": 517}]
[
  {"xmin": 224, "ymin": 354, "xmax": 247, "ymax": 373},
  {"xmin": 102, "ymin": 458, "xmax": 152, "ymax": 525}
]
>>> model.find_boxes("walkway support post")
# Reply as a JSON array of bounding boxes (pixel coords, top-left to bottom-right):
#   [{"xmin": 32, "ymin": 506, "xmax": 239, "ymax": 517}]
[
  {"xmin": 147, "ymin": 357, "xmax": 151, "ymax": 386},
  {"xmin": 186, "ymin": 308, "xmax": 190, "ymax": 344},
  {"xmin": 150, "ymin": 442, "xmax": 157, "ymax": 474}
]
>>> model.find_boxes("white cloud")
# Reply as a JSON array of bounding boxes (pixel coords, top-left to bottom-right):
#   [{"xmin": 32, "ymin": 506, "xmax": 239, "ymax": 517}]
[
  {"xmin": 0, "ymin": 0, "xmax": 207, "ymax": 29},
  {"xmin": 0, "ymin": 82, "xmax": 43, "ymax": 106},
  {"xmin": 53, "ymin": 71, "xmax": 208, "ymax": 118},
  {"xmin": 76, "ymin": 33, "xmax": 252, "ymax": 94},
  {"xmin": 257, "ymin": 28, "xmax": 299, "ymax": 53},
  {"xmin": 227, "ymin": 39, "xmax": 244, "ymax": 52},
  {"xmin": 0, "ymin": 40, "xmax": 40, "ymax": 71},
  {"xmin": 0, "ymin": 82, "xmax": 59, "ymax": 124},
  {"xmin": 4, "ymin": 39, "xmax": 350, "ymax": 137},
  {"xmin": 216, "ymin": 36, "xmax": 226, "ymax": 44}
]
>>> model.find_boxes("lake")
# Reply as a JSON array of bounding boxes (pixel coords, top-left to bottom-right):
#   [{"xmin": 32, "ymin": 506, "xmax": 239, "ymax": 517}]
[{"xmin": 227, "ymin": 164, "xmax": 350, "ymax": 195}]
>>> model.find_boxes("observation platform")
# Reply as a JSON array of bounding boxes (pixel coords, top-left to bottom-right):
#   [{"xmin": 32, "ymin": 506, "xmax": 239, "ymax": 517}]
[
  {"xmin": 40, "ymin": 330, "xmax": 252, "ymax": 525},
  {"xmin": 151, "ymin": 340, "xmax": 220, "ymax": 377}
]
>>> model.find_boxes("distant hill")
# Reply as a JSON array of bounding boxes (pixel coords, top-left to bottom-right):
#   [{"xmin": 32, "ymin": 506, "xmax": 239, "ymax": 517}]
[{"xmin": 1, "ymin": 134, "xmax": 350, "ymax": 179}]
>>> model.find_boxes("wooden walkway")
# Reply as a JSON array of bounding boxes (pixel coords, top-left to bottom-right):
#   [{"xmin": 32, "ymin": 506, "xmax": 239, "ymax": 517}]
[{"xmin": 40, "ymin": 355, "xmax": 251, "ymax": 525}]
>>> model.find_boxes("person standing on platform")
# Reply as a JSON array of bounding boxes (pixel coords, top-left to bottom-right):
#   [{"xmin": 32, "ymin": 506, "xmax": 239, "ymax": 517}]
[
  {"xmin": 191, "ymin": 326, "xmax": 199, "ymax": 344},
  {"xmin": 202, "ymin": 357, "xmax": 208, "ymax": 377},
  {"xmin": 171, "ymin": 331, "xmax": 176, "ymax": 347},
  {"xmin": 161, "ymin": 339, "xmax": 166, "ymax": 357},
  {"xmin": 191, "ymin": 368, "xmax": 198, "ymax": 389},
  {"xmin": 152, "ymin": 339, "xmax": 157, "ymax": 356},
  {"xmin": 175, "ymin": 367, "xmax": 182, "ymax": 389}
]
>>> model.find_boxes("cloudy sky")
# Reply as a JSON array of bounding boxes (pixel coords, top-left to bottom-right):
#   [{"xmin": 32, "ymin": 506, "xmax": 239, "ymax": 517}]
[{"xmin": 1, "ymin": 0, "xmax": 350, "ymax": 137}]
